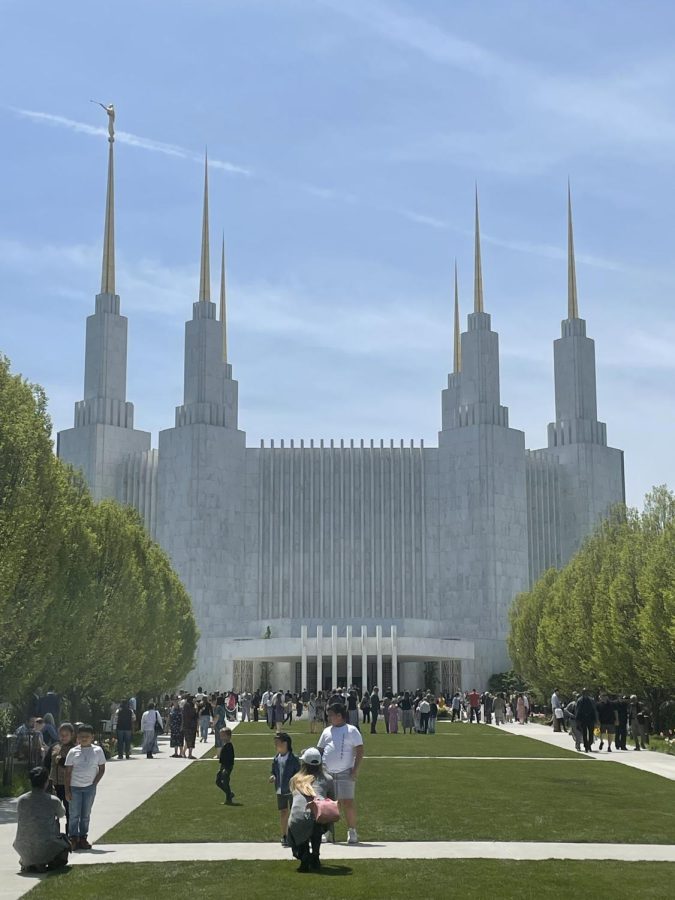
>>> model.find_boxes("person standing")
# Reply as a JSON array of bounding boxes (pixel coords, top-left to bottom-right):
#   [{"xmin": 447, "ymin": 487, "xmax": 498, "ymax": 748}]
[
  {"xmin": 217, "ymin": 728, "xmax": 236, "ymax": 804},
  {"xmin": 493, "ymin": 693, "xmax": 506, "ymax": 726},
  {"xmin": 252, "ymin": 690, "xmax": 261, "ymax": 723},
  {"xmin": 369, "ymin": 687, "xmax": 380, "ymax": 735},
  {"xmin": 241, "ymin": 692, "xmax": 252, "ymax": 722},
  {"xmin": 629, "ymin": 695, "xmax": 646, "ymax": 751},
  {"xmin": 388, "ymin": 698, "xmax": 400, "ymax": 733},
  {"xmin": 213, "ymin": 696, "xmax": 226, "ymax": 747},
  {"xmin": 198, "ymin": 697, "xmax": 213, "ymax": 743},
  {"xmin": 551, "ymin": 689, "xmax": 565, "ymax": 732},
  {"xmin": 418, "ymin": 696, "xmax": 431, "ymax": 734},
  {"xmin": 317, "ymin": 703, "xmax": 364, "ymax": 845},
  {"xmin": 451, "ymin": 692, "xmax": 462, "ymax": 722},
  {"xmin": 615, "ymin": 695, "xmax": 629, "ymax": 750},
  {"xmin": 181, "ymin": 697, "xmax": 198, "ymax": 758},
  {"xmin": 360, "ymin": 691, "xmax": 371, "ymax": 726},
  {"xmin": 382, "ymin": 693, "xmax": 391, "ymax": 734},
  {"xmin": 467, "ymin": 689, "xmax": 481, "ymax": 724},
  {"xmin": 64, "ymin": 724, "xmax": 106, "ymax": 850},
  {"xmin": 565, "ymin": 695, "xmax": 582, "ymax": 751},
  {"xmin": 269, "ymin": 732, "xmax": 300, "ymax": 847},
  {"xmin": 347, "ymin": 690, "xmax": 360, "ymax": 729},
  {"xmin": 46, "ymin": 723, "xmax": 76, "ymax": 831},
  {"xmin": 141, "ymin": 703, "xmax": 163, "ymax": 759},
  {"xmin": 168, "ymin": 699, "xmax": 184, "ymax": 758},
  {"xmin": 597, "ymin": 693, "xmax": 616, "ymax": 752},
  {"xmin": 262, "ymin": 687, "xmax": 274, "ymax": 729},
  {"xmin": 428, "ymin": 696, "xmax": 438, "ymax": 734},
  {"xmin": 516, "ymin": 694, "xmax": 526, "ymax": 725},
  {"xmin": 575, "ymin": 689, "xmax": 598, "ymax": 753},
  {"xmin": 274, "ymin": 692, "xmax": 285, "ymax": 733},
  {"xmin": 115, "ymin": 700, "xmax": 135, "ymax": 759},
  {"xmin": 400, "ymin": 692, "xmax": 414, "ymax": 734}
]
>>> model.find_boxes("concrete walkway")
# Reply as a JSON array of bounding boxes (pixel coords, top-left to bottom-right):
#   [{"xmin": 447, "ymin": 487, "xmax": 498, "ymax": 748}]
[
  {"xmin": 40, "ymin": 839, "xmax": 675, "ymax": 864},
  {"xmin": 494, "ymin": 723, "xmax": 675, "ymax": 781},
  {"xmin": 0, "ymin": 728, "xmax": 228, "ymax": 900}
]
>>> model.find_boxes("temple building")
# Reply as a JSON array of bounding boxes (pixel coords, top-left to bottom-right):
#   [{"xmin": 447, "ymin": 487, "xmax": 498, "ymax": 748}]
[{"xmin": 58, "ymin": 128, "xmax": 625, "ymax": 694}]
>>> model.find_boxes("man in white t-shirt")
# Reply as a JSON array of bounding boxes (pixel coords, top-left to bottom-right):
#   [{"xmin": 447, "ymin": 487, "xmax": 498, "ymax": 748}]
[
  {"xmin": 64, "ymin": 724, "xmax": 106, "ymax": 851},
  {"xmin": 317, "ymin": 702, "xmax": 364, "ymax": 844}
]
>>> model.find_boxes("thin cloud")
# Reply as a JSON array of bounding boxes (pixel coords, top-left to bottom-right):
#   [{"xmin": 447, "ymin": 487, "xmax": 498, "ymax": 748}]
[{"xmin": 8, "ymin": 107, "xmax": 252, "ymax": 175}]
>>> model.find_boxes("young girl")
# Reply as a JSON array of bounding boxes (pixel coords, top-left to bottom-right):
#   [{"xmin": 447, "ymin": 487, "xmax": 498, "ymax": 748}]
[
  {"xmin": 287, "ymin": 748, "xmax": 335, "ymax": 872},
  {"xmin": 269, "ymin": 732, "xmax": 300, "ymax": 846}
]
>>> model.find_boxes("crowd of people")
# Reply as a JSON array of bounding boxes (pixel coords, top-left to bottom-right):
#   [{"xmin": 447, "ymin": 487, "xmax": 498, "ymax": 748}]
[
  {"xmin": 10, "ymin": 681, "xmax": 656, "ymax": 875},
  {"xmin": 550, "ymin": 688, "xmax": 650, "ymax": 753}
]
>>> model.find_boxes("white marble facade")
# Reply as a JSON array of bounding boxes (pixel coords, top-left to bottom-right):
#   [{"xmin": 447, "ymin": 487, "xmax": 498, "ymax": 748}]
[{"xmin": 57, "ymin": 161, "xmax": 625, "ymax": 694}]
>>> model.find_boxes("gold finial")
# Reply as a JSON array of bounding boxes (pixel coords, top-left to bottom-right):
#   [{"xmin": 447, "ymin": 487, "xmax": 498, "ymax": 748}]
[
  {"xmin": 95, "ymin": 103, "xmax": 115, "ymax": 295},
  {"xmin": 220, "ymin": 233, "xmax": 227, "ymax": 361},
  {"xmin": 453, "ymin": 260, "xmax": 461, "ymax": 374},
  {"xmin": 567, "ymin": 181, "xmax": 579, "ymax": 319},
  {"xmin": 198, "ymin": 151, "xmax": 211, "ymax": 302},
  {"xmin": 474, "ymin": 185, "xmax": 484, "ymax": 313}
]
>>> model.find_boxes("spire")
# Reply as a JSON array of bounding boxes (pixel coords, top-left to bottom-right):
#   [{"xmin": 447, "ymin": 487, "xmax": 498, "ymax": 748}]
[
  {"xmin": 567, "ymin": 181, "xmax": 579, "ymax": 319},
  {"xmin": 100, "ymin": 106, "xmax": 115, "ymax": 295},
  {"xmin": 198, "ymin": 151, "xmax": 211, "ymax": 302},
  {"xmin": 453, "ymin": 260, "xmax": 461, "ymax": 374},
  {"xmin": 219, "ymin": 233, "xmax": 227, "ymax": 361},
  {"xmin": 473, "ymin": 186, "xmax": 484, "ymax": 313}
]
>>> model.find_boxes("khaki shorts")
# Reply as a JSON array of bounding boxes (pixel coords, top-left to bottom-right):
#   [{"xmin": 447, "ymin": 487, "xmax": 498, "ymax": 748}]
[{"xmin": 330, "ymin": 769, "xmax": 355, "ymax": 801}]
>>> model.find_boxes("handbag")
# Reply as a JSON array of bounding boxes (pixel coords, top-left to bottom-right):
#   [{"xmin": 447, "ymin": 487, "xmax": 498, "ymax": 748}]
[
  {"xmin": 554, "ymin": 707, "xmax": 564, "ymax": 719},
  {"xmin": 154, "ymin": 711, "xmax": 164, "ymax": 735},
  {"xmin": 307, "ymin": 796, "xmax": 340, "ymax": 824}
]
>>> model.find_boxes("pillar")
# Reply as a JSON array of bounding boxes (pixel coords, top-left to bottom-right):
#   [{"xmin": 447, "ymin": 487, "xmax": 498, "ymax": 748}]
[
  {"xmin": 301, "ymin": 625, "xmax": 308, "ymax": 693},
  {"xmin": 361, "ymin": 625, "xmax": 368, "ymax": 692},
  {"xmin": 376, "ymin": 624, "xmax": 383, "ymax": 691},
  {"xmin": 391, "ymin": 625, "xmax": 398, "ymax": 694},
  {"xmin": 316, "ymin": 625, "xmax": 323, "ymax": 693},
  {"xmin": 346, "ymin": 625, "xmax": 353, "ymax": 688},
  {"xmin": 331, "ymin": 625, "xmax": 338, "ymax": 690}
]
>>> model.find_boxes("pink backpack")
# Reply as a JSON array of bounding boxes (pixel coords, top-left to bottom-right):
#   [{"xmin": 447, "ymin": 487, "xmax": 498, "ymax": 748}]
[{"xmin": 307, "ymin": 796, "xmax": 340, "ymax": 824}]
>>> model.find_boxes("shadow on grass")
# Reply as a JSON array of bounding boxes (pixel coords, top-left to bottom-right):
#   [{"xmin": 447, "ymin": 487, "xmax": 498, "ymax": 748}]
[{"xmin": 313, "ymin": 864, "xmax": 352, "ymax": 877}]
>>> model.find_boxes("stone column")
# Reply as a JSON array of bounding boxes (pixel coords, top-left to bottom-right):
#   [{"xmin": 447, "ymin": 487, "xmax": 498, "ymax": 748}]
[
  {"xmin": 361, "ymin": 625, "xmax": 368, "ymax": 692},
  {"xmin": 376, "ymin": 625, "xmax": 383, "ymax": 691},
  {"xmin": 301, "ymin": 625, "xmax": 308, "ymax": 693},
  {"xmin": 316, "ymin": 625, "xmax": 323, "ymax": 693},
  {"xmin": 391, "ymin": 625, "xmax": 398, "ymax": 694},
  {"xmin": 331, "ymin": 625, "xmax": 338, "ymax": 690},
  {"xmin": 346, "ymin": 625, "xmax": 353, "ymax": 687}
]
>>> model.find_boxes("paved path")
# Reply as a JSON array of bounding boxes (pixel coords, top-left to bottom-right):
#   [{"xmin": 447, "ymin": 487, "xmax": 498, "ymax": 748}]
[
  {"xmin": 494, "ymin": 723, "xmax": 675, "ymax": 781},
  {"xmin": 196, "ymin": 755, "xmax": 591, "ymax": 762},
  {"xmin": 43, "ymin": 839, "xmax": 675, "ymax": 864},
  {"xmin": 0, "ymin": 729, "xmax": 228, "ymax": 900}
]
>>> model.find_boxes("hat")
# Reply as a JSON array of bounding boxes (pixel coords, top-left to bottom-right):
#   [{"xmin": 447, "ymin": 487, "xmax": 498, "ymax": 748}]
[{"xmin": 300, "ymin": 747, "xmax": 322, "ymax": 766}]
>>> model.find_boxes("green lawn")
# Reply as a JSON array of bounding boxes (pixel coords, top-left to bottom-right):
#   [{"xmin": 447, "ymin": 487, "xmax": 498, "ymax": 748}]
[
  {"xmin": 101, "ymin": 723, "xmax": 675, "ymax": 845},
  {"xmin": 24, "ymin": 860, "xmax": 675, "ymax": 899}
]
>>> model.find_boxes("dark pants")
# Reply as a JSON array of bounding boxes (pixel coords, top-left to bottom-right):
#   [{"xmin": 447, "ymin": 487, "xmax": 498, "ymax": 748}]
[
  {"xmin": 580, "ymin": 722, "xmax": 594, "ymax": 752},
  {"xmin": 615, "ymin": 721, "xmax": 627, "ymax": 750},
  {"xmin": 117, "ymin": 729, "xmax": 132, "ymax": 757},
  {"xmin": 362, "ymin": 709, "xmax": 370, "ymax": 723},
  {"xmin": 253, "ymin": 706, "xmax": 259, "ymax": 722},
  {"xmin": 470, "ymin": 707, "xmax": 481, "ymax": 723},
  {"xmin": 289, "ymin": 821, "xmax": 324, "ymax": 868},
  {"xmin": 370, "ymin": 711, "xmax": 378, "ymax": 734},
  {"xmin": 216, "ymin": 767, "xmax": 233, "ymax": 802},
  {"xmin": 420, "ymin": 712, "xmax": 430, "ymax": 733},
  {"xmin": 55, "ymin": 783, "xmax": 70, "ymax": 832},
  {"xmin": 384, "ymin": 711, "xmax": 390, "ymax": 733},
  {"xmin": 451, "ymin": 708, "xmax": 461, "ymax": 721}
]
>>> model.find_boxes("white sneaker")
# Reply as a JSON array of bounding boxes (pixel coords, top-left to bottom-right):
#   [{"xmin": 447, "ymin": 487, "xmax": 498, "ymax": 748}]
[
  {"xmin": 347, "ymin": 828, "xmax": 358, "ymax": 844},
  {"xmin": 321, "ymin": 832, "xmax": 332, "ymax": 843}
]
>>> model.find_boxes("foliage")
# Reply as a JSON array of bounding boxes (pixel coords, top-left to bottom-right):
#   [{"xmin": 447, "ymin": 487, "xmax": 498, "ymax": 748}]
[
  {"xmin": 508, "ymin": 487, "xmax": 675, "ymax": 726},
  {"xmin": 487, "ymin": 671, "xmax": 528, "ymax": 695},
  {"xmin": 0, "ymin": 356, "xmax": 197, "ymax": 714}
]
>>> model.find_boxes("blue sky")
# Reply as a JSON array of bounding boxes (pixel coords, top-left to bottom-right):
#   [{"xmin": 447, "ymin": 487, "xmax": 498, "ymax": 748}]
[{"xmin": 1, "ymin": 0, "xmax": 675, "ymax": 508}]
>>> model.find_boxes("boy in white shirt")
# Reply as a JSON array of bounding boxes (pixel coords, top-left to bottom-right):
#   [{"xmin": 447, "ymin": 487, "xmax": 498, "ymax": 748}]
[
  {"xmin": 317, "ymin": 702, "xmax": 364, "ymax": 844},
  {"xmin": 64, "ymin": 724, "xmax": 106, "ymax": 850}
]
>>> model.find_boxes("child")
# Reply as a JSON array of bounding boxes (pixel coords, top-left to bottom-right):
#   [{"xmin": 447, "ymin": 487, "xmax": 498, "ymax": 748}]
[
  {"xmin": 269, "ymin": 732, "xmax": 300, "ymax": 847},
  {"xmin": 64, "ymin": 723, "xmax": 106, "ymax": 850},
  {"xmin": 216, "ymin": 728, "xmax": 235, "ymax": 805}
]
